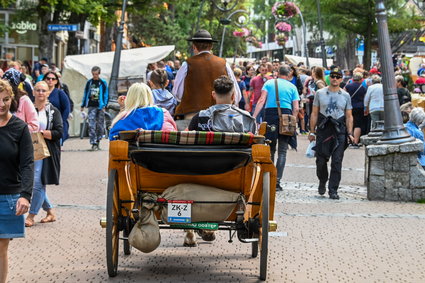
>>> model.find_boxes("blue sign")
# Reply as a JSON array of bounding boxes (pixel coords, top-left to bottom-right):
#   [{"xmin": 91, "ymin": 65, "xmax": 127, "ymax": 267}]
[{"xmin": 47, "ymin": 24, "xmax": 78, "ymax": 32}]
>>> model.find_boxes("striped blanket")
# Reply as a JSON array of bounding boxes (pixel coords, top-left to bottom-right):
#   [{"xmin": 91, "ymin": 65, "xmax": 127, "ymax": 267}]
[{"xmin": 136, "ymin": 130, "xmax": 264, "ymax": 145}]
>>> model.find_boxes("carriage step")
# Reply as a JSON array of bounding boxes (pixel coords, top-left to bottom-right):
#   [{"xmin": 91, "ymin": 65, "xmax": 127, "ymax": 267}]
[{"xmin": 244, "ymin": 238, "xmax": 259, "ymax": 243}]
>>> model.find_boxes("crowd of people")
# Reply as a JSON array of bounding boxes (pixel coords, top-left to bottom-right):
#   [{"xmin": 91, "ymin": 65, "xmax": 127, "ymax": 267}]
[{"xmin": 1, "ymin": 29, "xmax": 425, "ymax": 282}]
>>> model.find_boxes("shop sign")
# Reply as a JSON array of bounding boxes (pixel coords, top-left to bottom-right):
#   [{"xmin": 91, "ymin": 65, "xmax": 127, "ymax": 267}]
[{"xmin": 11, "ymin": 21, "xmax": 37, "ymax": 34}]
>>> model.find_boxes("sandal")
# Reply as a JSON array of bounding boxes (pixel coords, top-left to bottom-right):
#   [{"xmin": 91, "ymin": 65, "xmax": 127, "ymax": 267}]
[
  {"xmin": 40, "ymin": 214, "xmax": 56, "ymax": 223},
  {"xmin": 25, "ymin": 218, "xmax": 35, "ymax": 227}
]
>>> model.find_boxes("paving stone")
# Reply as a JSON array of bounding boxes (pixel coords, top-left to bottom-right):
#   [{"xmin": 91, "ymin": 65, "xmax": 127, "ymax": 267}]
[
  {"xmin": 368, "ymin": 175, "xmax": 386, "ymax": 200},
  {"xmin": 398, "ymin": 188, "xmax": 413, "ymax": 202},
  {"xmin": 366, "ymin": 144, "xmax": 389, "ymax": 157},
  {"xmin": 392, "ymin": 153, "xmax": 410, "ymax": 172},
  {"xmin": 8, "ymin": 138, "xmax": 425, "ymax": 282},
  {"xmin": 399, "ymin": 140, "xmax": 424, "ymax": 153},
  {"xmin": 410, "ymin": 165, "xmax": 425, "ymax": 189}
]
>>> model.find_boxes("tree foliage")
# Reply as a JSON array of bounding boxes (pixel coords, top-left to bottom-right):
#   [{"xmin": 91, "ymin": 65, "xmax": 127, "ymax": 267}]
[{"xmin": 295, "ymin": 0, "xmax": 422, "ymax": 69}]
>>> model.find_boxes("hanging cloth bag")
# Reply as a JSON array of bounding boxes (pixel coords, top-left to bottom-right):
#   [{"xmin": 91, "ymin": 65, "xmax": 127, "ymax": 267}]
[{"xmin": 275, "ymin": 79, "xmax": 297, "ymax": 136}]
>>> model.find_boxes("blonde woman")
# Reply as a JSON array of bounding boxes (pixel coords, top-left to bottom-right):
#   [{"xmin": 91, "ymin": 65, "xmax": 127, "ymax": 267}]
[{"xmin": 109, "ymin": 82, "xmax": 177, "ymax": 139}]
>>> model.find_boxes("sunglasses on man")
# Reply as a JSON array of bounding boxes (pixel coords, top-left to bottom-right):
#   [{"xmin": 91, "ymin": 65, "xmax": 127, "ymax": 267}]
[
  {"xmin": 330, "ymin": 74, "xmax": 342, "ymax": 79},
  {"xmin": 45, "ymin": 77, "xmax": 57, "ymax": 81}
]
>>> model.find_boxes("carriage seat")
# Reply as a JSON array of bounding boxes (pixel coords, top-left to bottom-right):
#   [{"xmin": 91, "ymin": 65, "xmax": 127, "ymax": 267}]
[{"xmin": 119, "ymin": 130, "xmax": 265, "ymax": 175}]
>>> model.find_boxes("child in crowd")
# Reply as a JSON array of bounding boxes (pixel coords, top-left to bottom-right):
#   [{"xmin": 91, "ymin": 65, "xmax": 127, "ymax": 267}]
[
  {"xmin": 233, "ymin": 68, "xmax": 250, "ymax": 112},
  {"xmin": 148, "ymin": 69, "xmax": 177, "ymax": 116}
]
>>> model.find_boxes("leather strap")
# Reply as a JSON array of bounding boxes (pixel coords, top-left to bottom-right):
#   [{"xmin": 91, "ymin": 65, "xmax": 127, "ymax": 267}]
[{"xmin": 274, "ymin": 79, "xmax": 282, "ymax": 118}]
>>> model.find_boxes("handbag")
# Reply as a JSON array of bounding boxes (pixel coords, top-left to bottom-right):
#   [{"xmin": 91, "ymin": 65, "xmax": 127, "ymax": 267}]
[
  {"xmin": 31, "ymin": 132, "xmax": 50, "ymax": 161},
  {"xmin": 275, "ymin": 79, "xmax": 297, "ymax": 136}
]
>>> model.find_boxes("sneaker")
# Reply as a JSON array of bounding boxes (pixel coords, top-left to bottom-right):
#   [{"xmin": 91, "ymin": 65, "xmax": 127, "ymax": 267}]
[
  {"xmin": 276, "ymin": 183, "xmax": 283, "ymax": 191},
  {"xmin": 318, "ymin": 182, "xmax": 326, "ymax": 195},
  {"xmin": 329, "ymin": 192, "xmax": 340, "ymax": 200},
  {"xmin": 90, "ymin": 144, "xmax": 98, "ymax": 151},
  {"xmin": 349, "ymin": 144, "xmax": 359, "ymax": 149},
  {"xmin": 199, "ymin": 230, "xmax": 216, "ymax": 241}
]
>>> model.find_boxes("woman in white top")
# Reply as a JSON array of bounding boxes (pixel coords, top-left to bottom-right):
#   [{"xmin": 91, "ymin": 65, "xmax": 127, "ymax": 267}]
[{"xmin": 364, "ymin": 75, "xmax": 384, "ymax": 128}]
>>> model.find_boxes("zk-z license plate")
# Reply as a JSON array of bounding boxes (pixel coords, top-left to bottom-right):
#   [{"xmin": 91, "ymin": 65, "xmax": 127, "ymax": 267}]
[{"xmin": 167, "ymin": 200, "xmax": 192, "ymax": 223}]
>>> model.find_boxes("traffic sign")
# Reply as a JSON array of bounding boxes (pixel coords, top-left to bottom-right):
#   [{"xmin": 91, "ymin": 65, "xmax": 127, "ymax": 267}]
[{"xmin": 47, "ymin": 24, "xmax": 78, "ymax": 32}]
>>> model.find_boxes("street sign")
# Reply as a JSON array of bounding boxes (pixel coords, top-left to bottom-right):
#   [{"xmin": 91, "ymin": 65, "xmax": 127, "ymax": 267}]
[{"xmin": 47, "ymin": 24, "xmax": 78, "ymax": 32}]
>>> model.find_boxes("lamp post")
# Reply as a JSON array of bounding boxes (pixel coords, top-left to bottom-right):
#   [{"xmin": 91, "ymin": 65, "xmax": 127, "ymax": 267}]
[
  {"xmin": 375, "ymin": 0, "xmax": 414, "ymax": 144},
  {"xmin": 195, "ymin": 0, "xmax": 238, "ymax": 35},
  {"xmin": 108, "ymin": 0, "xmax": 127, "ymax": 112},
  {"xmin": 298, "ymin": 10, "xmax": 310, "ymax": 68},
  {"xmin": 315, "ymin": 0, "xmax": 327, "ymax": 68},
  {"xmin": 218, "ymin": 9, "xmax": 248, "ymax": 58}
]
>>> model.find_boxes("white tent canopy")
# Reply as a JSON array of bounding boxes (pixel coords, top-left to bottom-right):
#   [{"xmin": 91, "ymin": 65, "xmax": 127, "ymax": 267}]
[
  {"xmin": 62, "ymin": 45, "xmax": 175, "ymax": 136},
  {"xmin": 285, "ymin": 54, "xmax": 333, "ymax": 68}
]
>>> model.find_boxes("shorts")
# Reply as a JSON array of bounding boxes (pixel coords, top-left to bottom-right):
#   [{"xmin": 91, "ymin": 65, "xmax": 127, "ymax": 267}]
[{"xmin": 0, "ymin": 194, "xmax": 25, "ymax": 239}]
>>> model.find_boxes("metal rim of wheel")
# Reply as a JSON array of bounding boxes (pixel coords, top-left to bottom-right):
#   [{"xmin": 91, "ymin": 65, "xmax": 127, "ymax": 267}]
[
  {"xmin": 259, "ymin": 172, "xmax": 270, "ymax": 281},
  {"xmin": 106, "ymin": 169, "xmax": 120, "ymax": 277}
]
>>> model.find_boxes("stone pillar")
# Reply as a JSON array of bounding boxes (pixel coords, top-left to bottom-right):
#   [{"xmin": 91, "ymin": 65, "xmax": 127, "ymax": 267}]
[{"xmin": 365, "ymin": 140, "xmax": 425, "ymax": 201}]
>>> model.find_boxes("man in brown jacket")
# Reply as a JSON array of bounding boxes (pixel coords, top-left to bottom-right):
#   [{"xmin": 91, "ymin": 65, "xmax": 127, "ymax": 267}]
[{"xmin": 172, "ymin": 29, "xmax": 241, "ymax": 130}]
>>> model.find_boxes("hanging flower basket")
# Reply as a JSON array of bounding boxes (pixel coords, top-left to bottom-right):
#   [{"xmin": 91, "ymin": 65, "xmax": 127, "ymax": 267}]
[
  {"xmin": 245, "ymin": 36, "xmax": 262, "ymax": 48},
  {"xmin": 272, "ymin": 1, "xmax": 299, "ymax": 19},
  {"xmin": 275, "ymin": 21, "xmax": 292, "ymax": 33},
  {"xmin": 233, "ymin": 28, "xmax": 250, "ymax": 37},
  {"xmin": 275, "ymin": 33, "xmax": 288, "ymax": 46}
]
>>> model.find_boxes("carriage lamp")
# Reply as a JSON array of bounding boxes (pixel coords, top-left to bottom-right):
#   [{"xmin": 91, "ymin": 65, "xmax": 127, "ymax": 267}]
[
  {"xmin": 100, "ymin": 217, "xmax": 107, "ymax": 228},
  {"xmin": 269, "ymin": 220, "xmax": 278, "ymax": 232}
]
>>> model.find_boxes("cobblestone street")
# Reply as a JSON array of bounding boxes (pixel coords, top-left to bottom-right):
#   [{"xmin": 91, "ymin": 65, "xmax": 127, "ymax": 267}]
[{"xmin": 8, "ymin": 137, "xmax": 425, "ymax": 282}]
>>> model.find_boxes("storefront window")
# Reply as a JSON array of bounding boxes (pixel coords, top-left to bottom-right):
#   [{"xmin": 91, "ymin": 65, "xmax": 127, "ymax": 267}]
[{"xmin": 8, "ymin": 14, "xmax": 38, "ymax": 45}]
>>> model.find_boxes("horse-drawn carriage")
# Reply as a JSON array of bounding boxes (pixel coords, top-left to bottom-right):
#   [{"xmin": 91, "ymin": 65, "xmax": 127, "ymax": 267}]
[{"xmin": 101, "ymin": 126, "xmax": 277, "ymax": 280}]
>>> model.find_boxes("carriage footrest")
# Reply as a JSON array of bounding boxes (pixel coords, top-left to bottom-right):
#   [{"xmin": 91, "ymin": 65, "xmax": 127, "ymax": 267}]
[{"xmin": 244, "ymin": 238, "xmax": 259, "ymax": 242}]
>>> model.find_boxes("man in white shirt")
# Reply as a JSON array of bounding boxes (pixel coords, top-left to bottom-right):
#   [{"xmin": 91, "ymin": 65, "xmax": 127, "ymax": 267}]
[{"xmin": 172, "ymin": 29, "xmax": 241, "ymax": 130}]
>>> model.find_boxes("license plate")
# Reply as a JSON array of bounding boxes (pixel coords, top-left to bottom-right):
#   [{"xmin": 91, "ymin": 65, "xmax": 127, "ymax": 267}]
[
  {"xmin": 171, "ymin": 222, "xmax": 219, "ymax": 230},
  {"xmin": 167, "ymin": 200, "xmax": 192, "ymax": 223}
]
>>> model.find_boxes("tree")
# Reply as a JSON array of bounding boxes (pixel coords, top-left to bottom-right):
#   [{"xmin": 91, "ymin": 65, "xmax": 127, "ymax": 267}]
[{"xmin": 296, "ymin": 0, "xmax": 422, "ymax": 69}]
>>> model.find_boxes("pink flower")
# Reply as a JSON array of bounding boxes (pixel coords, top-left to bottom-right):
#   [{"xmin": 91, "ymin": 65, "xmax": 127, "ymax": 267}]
[
  {"xmin": 272, "ymin": 1, "xmax": 299, "ymax": 19},
  {"xmin": 233, "ymin": 28, "xmax": 250, "ymax": 37},
  {"xmin": 275, "ymin": 22, "xmax": 292, "ymax": 32}
]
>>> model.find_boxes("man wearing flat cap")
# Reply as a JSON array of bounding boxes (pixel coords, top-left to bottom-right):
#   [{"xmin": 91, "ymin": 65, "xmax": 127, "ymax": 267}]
[{"xmin": 173, "ymin": 29, "xmax": 241, "ymax": 129}]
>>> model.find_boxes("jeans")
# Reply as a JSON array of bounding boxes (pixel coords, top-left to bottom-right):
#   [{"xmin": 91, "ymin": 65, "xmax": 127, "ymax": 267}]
[
  {"xmin": 29, "ymin": 160, "xmax": 53, "ymax": 215},
  {"xmin": 88, "ymin": 107, "xmax": 105, "ymax": 145},
  {"xmin": 270, "ymin": 135, "xmax": 289, "ymax": 185},
  {"xmin": 315, "ymin": 134, "xmax": 346, "ymax": 193}
]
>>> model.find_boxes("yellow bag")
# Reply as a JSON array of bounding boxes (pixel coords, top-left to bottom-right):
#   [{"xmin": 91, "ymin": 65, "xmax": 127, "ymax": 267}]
[{"xmin": 31, "ymin": 132, "xmax": 50, "ymax": 161}]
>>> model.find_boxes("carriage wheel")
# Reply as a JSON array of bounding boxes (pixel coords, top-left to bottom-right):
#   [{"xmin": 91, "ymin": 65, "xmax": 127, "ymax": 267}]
[
  {"xmin": 106, "ymin": 169, "xmax": 120, "ymax": 277},
  {"xmin": 259, "ymin": 172, "xmax": 270, "ymax": 281}
]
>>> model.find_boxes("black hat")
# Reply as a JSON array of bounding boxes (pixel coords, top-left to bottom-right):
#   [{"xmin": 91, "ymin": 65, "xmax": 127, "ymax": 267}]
[
  {"xmin": 330, "ymin": 67, "xmax": 343, "ymax": 76},
  {"xmin": 187, "ymin": 29, "xmax": 218, "ymax": 43}
]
